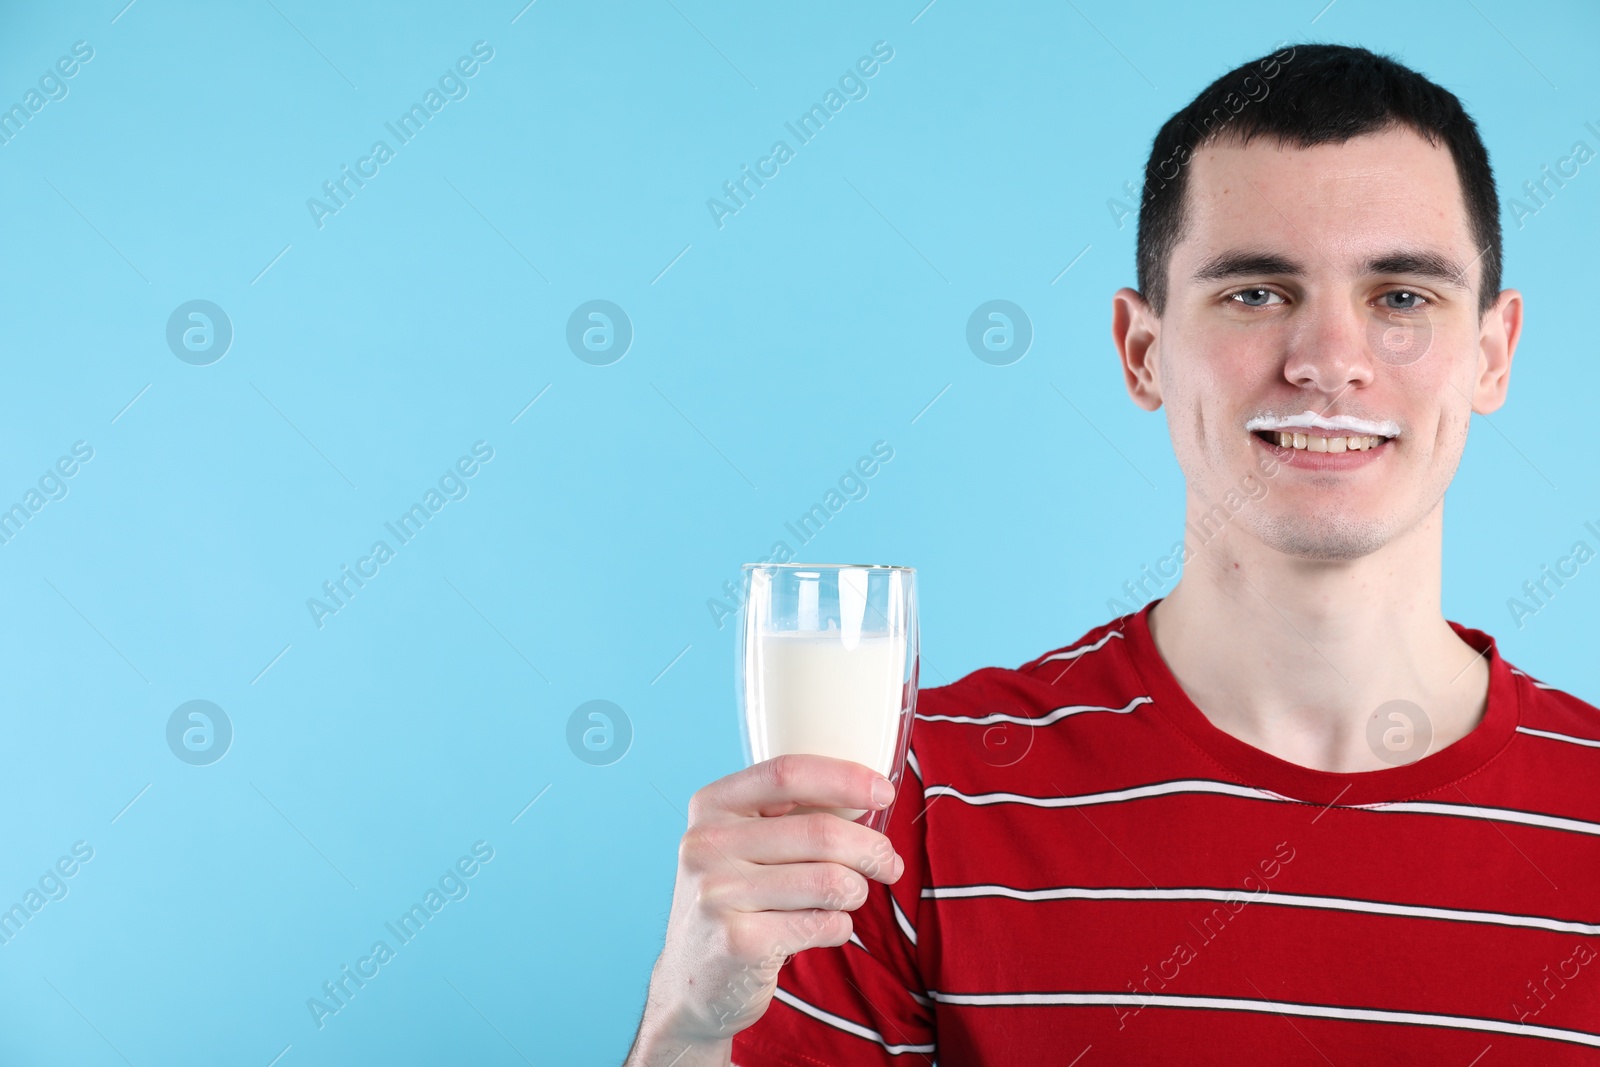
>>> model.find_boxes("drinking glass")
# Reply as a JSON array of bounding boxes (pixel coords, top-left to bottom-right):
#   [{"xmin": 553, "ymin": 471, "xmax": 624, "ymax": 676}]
[{"xmin": 736, "ymin": 563, "xmax": 919, "ymax": 834}]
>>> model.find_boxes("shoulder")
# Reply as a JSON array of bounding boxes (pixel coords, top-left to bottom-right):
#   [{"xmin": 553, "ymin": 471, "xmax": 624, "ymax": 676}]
[
  {"xmin": 1448, "ymin": 619, "xmax": 1600, "ymax": 760},
  {"xmin": 897, "ymin": 610, "xmax": 1176, "ymax": 819},
  {"xmin": 1483, "ymin": 656, "xmax": 1600, "ymax": 822},
  {"xmin": 908, "ymin": 612, "xmax": 1148, "ymax": 774},
  {"xmin": 1507, "ymin": 662, "xmax": 1600, "ymax": 748},
  {"xmin": 916, "ymin": 612, "xmax": 1139, "ymax": 716}
]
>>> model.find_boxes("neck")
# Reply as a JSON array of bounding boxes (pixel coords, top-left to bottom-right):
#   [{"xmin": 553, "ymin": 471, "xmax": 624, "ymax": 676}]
[{"xmin": 1146, "ymin": 491, "xmax": 1490, "ymax": 773}]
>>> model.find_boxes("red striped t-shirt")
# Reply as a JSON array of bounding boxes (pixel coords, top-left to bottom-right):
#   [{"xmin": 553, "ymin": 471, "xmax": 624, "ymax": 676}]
[{"xmin": 731, "ymin": 598, "xmax": 1600, "ymax": 1065}]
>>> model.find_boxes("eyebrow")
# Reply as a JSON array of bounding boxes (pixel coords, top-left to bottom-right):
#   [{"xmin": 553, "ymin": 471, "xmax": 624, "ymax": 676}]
[{"xmin": 1190, "ymin": 248, "xmax": 1474, "ymax": 290}]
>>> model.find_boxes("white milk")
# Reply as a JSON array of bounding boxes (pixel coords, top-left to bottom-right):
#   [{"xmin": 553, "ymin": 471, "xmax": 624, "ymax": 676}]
[{"xmin": 746, "ymin": 629, "xmax": 908, "ymax": 821}]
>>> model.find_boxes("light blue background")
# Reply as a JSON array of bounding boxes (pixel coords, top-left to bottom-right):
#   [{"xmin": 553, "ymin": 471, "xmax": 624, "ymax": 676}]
[{"xmin": 1, "ymin": 1, "xmax": 1596, "ymax": 1063}]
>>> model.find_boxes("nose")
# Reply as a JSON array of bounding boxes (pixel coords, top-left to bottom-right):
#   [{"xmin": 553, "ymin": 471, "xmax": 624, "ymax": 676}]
[{"xmin": 1281, "ymin": 297, "xmax": 1377, "ymax": 397}]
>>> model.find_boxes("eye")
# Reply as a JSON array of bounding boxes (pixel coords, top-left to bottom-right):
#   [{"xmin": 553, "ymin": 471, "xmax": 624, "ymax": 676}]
[
  {"xmin": 1379, "ymin": 290, "xmax": 1430, "ymax": 312},
  {"xmin": 1227, "ymin": 287, "xmax": 1284, "ymax": 309}
]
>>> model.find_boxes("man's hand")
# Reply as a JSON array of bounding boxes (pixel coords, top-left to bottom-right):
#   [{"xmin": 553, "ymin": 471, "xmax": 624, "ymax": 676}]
[{"xmin": 625, "ymin": 754, "xmax": 903, "ymax": 1066}]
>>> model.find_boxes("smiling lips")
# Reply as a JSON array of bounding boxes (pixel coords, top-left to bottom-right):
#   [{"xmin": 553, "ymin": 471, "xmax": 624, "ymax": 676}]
[{"xmin": 1257, "ymin": 430, "xmax": 1388, "ymax": 453}]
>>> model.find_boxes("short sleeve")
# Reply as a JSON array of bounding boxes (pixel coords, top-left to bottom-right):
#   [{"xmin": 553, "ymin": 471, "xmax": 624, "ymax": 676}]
[{"xmin": 731, "ymin": 747, "xmax": 937, "ymax": 1065}]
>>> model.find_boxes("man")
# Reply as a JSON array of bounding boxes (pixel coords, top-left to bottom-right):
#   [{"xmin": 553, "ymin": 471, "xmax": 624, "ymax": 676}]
[{"xmin": 627, "ymin": 43, "xmax": 1600, "ymax": 1064}]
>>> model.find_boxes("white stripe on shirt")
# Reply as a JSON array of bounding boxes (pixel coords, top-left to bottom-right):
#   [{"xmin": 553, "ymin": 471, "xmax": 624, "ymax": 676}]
[
  {"xmin": 1036, "ymin": 630, "xmax": 1125, "ymax": 664},
  {"xmin": 921, "ymin": 883, "xmax": 1600, "ymax": 936},
  {"xmin": 923, "ymin": 777, "xmax": 1280, "ymax": 810},
  {"xmin": 1518, "ymin": 724, "xmax": 1600, "ymax": 749},
  {"xmin": 923, "ymin": 989, "xmax": 1600, "ymax": 1049},
  {"xmin": 772, "ymin": 986, "xmax": 936, "ymax": 1054},
  {"xmin": 1511, "ymin": 667, "xmax": 1558, "ymax": 691},
  {"xmin": 922, "ymin": 777, "xmax": 1600, "ymax": 837},
  {"xmin": 890, "ymin": 892, "xmax": 918, "ymax": 946},
  {"xmin": 916, "ymin": 695, "xmax": 1151, "ymax": 727}
]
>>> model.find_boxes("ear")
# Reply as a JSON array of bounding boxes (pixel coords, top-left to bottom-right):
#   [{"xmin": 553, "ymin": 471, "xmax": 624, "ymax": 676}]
[
  {"xmin": 1113, "ymin": 287, "xmax": 1163, "ymax": 412},
  {"xmin": 1471, "ymin": 288, "xmax": 1522, "ymax": 415}
]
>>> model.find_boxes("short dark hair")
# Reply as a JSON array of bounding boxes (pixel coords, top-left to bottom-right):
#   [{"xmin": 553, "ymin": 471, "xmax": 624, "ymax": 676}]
[{"xmin": 1135, "ymin": 43, "xmax": 1502, "ymax": 319}]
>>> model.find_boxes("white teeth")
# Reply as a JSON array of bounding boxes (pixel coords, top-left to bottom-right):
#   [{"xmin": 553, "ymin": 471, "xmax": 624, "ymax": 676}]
[{"xmin": 1270, "ymin": 431, "xmax": 1386, "ymax": 453}]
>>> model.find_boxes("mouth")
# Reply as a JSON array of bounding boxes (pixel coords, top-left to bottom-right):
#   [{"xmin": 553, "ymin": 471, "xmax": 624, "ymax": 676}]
[{"xmin": 1250, "ymin": 429, "xmax": 1393, "ymax": 454}]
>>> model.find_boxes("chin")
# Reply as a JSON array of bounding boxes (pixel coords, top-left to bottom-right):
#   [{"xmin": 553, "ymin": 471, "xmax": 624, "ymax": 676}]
[{"xmin": 1251, "ymin": 514, "xmax": 1394, "ymax": 562}]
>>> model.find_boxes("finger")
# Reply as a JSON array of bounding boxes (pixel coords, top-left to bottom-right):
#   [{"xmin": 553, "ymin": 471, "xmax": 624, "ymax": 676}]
[
  {"xmin": 693, "ymin": 754, "xmax": 894, "ymax": 821},
  {"xmin": 715, "ymin": 861, "xmax": 871, "ymax": 914},
  {"xmin": 719, "ymin": 813, "xmax": 901, "ymax": 883},
  {"xmin": 727, "ymin": 909, "xmax": 854, "ymax": 964}
]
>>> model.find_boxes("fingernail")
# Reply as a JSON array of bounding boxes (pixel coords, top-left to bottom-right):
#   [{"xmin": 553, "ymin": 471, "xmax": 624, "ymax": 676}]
[
  {"xmin": 892, "ymin": 854, "xmax": 905, "ymax": 880},
  {"xmin": 871, "ymin": 777, "xmax": 894, "ymax": 808}
]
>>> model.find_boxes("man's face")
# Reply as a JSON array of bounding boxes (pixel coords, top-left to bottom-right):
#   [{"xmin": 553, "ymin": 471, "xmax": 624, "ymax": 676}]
[{"xmin": 1127, "ymin": 124, "xmax": 1518, "ymax": 562}]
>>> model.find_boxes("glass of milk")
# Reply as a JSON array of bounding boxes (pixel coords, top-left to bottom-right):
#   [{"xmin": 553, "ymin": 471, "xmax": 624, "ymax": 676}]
[{"xmin": 737, "ymin": 563, "xmax": 919, "ymax": 833}]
